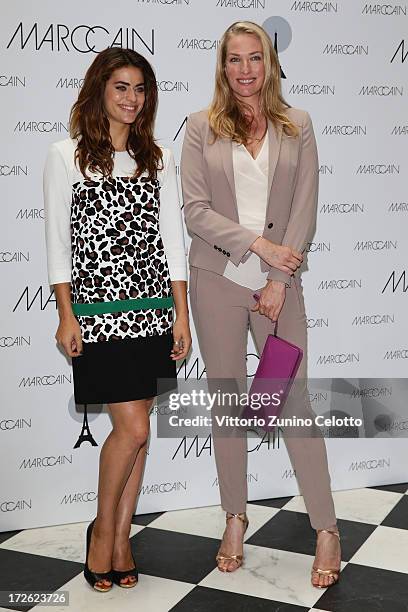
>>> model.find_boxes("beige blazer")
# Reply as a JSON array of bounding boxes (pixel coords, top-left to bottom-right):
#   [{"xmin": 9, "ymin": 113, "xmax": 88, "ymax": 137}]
[{"xmin": 180, "ymin": 107, "xmax": 318, "ymax": 288}]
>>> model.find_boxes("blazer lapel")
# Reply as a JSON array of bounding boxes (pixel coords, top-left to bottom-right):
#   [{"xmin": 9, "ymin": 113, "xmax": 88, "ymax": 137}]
[
  {"xmin": 267, "ymin": 119, "xmax": 282, "ymax": 203},
  {"xmin": 218, "ymin": 137, "xmax": 239, "ymax": 220}
]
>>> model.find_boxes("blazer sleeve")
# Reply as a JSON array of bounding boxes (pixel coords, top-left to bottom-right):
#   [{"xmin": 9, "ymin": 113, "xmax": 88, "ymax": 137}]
[
  {"xmin": 43, "ymin": 143, "xmax": 72, "ymax": 286},
  {"xmin": 181, "ymin": 113, "xmax": 259, "ymax": 266},
  {"xmin": 266, "ymin": 111, "xmax": 319, "ymax": 287}
]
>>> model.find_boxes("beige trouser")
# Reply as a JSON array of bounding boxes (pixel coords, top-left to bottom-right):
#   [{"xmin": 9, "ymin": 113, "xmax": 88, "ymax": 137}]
[{"xmin": 189, "ymin": 266, "xmax": 336, "ymax": 530}]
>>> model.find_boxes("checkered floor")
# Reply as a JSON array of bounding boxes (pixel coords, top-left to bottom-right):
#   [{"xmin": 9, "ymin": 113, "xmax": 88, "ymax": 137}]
[{"xmin": 1, "ymin": 483, "xmax": 407, "ymax": 612}]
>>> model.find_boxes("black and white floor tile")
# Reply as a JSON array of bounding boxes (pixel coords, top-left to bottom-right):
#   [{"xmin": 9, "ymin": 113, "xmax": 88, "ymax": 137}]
[{"xmin": 0, "ymin": 484, "xmax": 407, "ymax": 612}]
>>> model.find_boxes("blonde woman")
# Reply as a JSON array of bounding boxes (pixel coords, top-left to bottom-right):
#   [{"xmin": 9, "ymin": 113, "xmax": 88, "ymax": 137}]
[{"xmin": 181, "ymin": 22, "xmax": 341, "ymax": 588}]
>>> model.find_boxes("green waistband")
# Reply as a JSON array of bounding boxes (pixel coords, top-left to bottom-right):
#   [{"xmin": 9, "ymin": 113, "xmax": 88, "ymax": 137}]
[{"xmin": 72, "ymin": 297, "xmax": 173, "ymax": 316}]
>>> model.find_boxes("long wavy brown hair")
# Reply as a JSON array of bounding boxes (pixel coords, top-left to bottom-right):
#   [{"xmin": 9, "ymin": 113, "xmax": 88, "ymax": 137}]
[
  {"xmin": 209, "ymin": 21, "xmax": 298, "ymax": 143},
  {"xmin": 70, "ymin": 47, "xmax": 162, "ymax": 179}
]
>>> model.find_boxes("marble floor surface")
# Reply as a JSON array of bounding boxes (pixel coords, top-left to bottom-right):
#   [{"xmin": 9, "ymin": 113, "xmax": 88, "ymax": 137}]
[{"xmin": 0, "ymin": 483, "xmax": 407, "ymax": 612}]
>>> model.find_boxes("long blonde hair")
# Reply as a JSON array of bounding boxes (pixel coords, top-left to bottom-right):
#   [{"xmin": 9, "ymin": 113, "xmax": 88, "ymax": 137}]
[{"xmin": 208, "ymin": 21, "xmax": 298, "ymax": 143}]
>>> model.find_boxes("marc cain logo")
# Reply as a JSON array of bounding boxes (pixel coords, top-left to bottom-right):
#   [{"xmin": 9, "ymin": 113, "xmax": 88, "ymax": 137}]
[
  {"xmin": 349, "ymin": 458, "xmax": 390, "ymax": 470},
  {"xmin": 307, "ymin": 317, "xmax": 329, "ymax": 328},
  {"xmin": 139, "ymin": 481, "xmax": 187, "ymax": 494},
  {"xmin": 156, "ymin": 80, "xmax": 189, "ymax": 93},
  {"xmin": 60, "ymin": 491, "xmax": 97, "ymax": 504},
  {"xmin": 0, "ymin": 336, "xmax": 31, "ymax": 348},
  {"xmin": 352, "ymin": 314, "xmax": 395, "ymax": 325},
  {"xmin": 18, "ymin": 374, "xmax": 72, "ymax": 388},
  {"xmin": 322, "ymin": 125, "xmax": 367, "ymax": 135},
  {"xmin": 136, "ymin": 0, "xmax": 190, "ymax": 4},
  {"xmin": 13, "ymin": 286, "xmax": 56, "ymax": 312},
  {"xmin": 216, "ymin": 0, "xmax": 265, "ymax": 8},
  {"xmin": 0, "ymin": 75, "xmax": 26, "ymax": 87},
  {"xmin": 19, "ymin": 455, "xmax": 73, "ymax": 469},
  {"xmin": 318, "ymin": 279, "xmax": 362, "ymax": 290},
  {"xmin": 320, "ymin": 202, "xmax": 364, "ymax": 214},
  {"xmin": 382, "ymin": 270, "xmax": 408, "ymax": 293},
  {"xmin": 323, "ymin": 43, "xmax": 369, "ymax": 55},
  {"xmin": 6, "ymin": 23, "xmax": 155, "ymax": 55},
  {"xmin": 0, "ymin": 165, "xmax": 28, "ymax": 177},
  {"xmin": 0, "ymin": 418, "xmax": 32, "ymax": 430},
  {"xmin": 354, "ymin": 240, "xmax": 397, "ymax": 251},
  {"xmin": 391, "ymin": 39, "xmax": 408, "ymax": 62},
  {"xmin": 16, "ymin": 209, "xmax": 44, "ymax": 220},
  {"xmin": 171, "ymin": 430, "xmax": 281, "ymax": 459},
  {"xmin": 14, "ymin": 121, "xmax": 68, "ymax": 133},
  {"xmin": 356, "ymin": 163, "xmax": 400, "ymax": 174},
  {"xmin": 212, "ymin": 473, "xmax": 258, "ymax": 487},
  {"xmin": 363, "ymin": 4, "xmax": 407, "ymax": 15},
  {"xmin": 177, "ymin": 38, "xmax": 219, "ymax": 50},
  {"xmin": 0, "ymin": 499, "xmax": 32, "ymax": 512},
  {"xmin": 0, "ymin": 251, "xmax": 29, "ymax": 263},
  {"xmin": 316, "ymin": 352, "xmax": 360, "ymax": 365},
  {"xmin": 291, "ymin": 1, "xmax": 338, "ymax": 12},
  {"xmin": 306, "ymin": 241, "xmax": 331, "ymax": 253},
  {"xmin": 350, "ymin": 386, "xmax": 392, "ymax": 398},
  {"xmin": 383, "ymin": 348, "xmax": 408, "ymax": 359}
]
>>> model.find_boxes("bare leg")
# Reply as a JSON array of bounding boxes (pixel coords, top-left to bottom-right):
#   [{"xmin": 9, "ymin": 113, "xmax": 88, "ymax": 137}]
[
  {"xmin": 87, "ymin": 399, "xmax": 150, "ymax": 589},
  {"xmin": 111, "ymin": 398, "xmax": 154, "ymax": 585}
]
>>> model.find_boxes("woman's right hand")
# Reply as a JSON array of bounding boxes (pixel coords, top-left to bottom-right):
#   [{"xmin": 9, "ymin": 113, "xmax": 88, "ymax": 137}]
[
  {"xmin": 250, "ymin": 237, "xmax": 303, "ymax": 275},
  {"xmin": 55, "ymin": 315, "xmax": 83, "ymax": 358}
]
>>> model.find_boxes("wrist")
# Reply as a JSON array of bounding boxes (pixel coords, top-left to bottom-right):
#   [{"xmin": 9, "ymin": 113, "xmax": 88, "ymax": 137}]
[
  {"xmin": 58, "ymin": 310, "xmax": 76, "ymax": 322},
  {"xmin": 174, "ymin": 310, "xmax": 189, "ymax": 321},
  {"xmin": 250, "ymin": 236, "xmax": 264, "ymax": 255},
  {"xmin": 267, "ymin": 279, "xmax": 286, "ymax": 290}
]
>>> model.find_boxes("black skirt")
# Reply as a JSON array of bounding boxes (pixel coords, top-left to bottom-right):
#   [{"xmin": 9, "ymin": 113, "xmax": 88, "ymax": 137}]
[{"xmin": 72, "ymin": 332, "xmax": 177, "ymax": 405}]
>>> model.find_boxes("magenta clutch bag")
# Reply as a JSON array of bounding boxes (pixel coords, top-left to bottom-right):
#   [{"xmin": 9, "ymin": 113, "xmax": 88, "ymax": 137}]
[{"xmin": 242, "ymin": 294, "xmax": 303, "ymax": 431}]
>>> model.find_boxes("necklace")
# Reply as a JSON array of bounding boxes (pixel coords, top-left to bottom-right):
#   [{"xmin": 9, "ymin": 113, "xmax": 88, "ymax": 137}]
[{"xmin": 253, "ymin": 123, "xmax": 268, "ymax": 142}]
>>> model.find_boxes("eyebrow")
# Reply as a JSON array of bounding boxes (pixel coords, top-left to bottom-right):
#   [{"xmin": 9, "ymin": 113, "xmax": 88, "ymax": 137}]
[
  {"xmin": 113, "ymin": 80, "xmax": 145, "ymax": 86},
  {"xmin": 227, "ymin": 51, "xmax": 263, "ymax": 56}
]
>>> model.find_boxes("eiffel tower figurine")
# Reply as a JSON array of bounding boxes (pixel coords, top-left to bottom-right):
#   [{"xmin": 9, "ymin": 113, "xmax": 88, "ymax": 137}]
[
  {"xmin": 74, "ymin": 404, "xmax": 98, "ymax": 448},
  {"xmin": 274, "ymin": 32, "xmax": 286, "ymax": 79}
]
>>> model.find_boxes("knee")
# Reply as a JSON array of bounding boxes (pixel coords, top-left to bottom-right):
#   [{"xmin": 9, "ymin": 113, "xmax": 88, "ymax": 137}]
[{"xmin": 117, "ymin": 426, "xmax": 150, "ymax": 452}]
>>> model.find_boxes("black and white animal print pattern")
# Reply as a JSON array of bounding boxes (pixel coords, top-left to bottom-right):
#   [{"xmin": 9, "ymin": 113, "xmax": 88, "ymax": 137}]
[{"xmin": 70, "ymin": 175, "xmax": 173, "ymax": 342}]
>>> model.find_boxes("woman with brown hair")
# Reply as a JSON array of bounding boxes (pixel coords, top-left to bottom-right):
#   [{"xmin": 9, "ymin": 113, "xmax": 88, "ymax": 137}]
[
  {"xmin": 44, "ymin": 47, "xmax": 190, "ymax": 591},
  {"xmin": 181, "ymin": 21, "xmax": 341, "ymax": 588}
]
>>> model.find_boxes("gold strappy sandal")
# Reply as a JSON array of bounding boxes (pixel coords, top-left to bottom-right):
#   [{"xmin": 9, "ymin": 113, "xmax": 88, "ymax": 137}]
[
  {"xmin": 216, "ymin": 512, "xmax": 249, "ymax": 572},
  {"xmin": 311, "ymin": 528, "xmax": 341, "ymax": 588}
]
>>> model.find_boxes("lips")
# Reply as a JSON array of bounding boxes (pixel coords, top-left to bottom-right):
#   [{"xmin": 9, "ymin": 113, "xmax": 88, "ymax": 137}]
[
  {"xmin": 237, "ymin": 78, "xmax": 256, "ymax": 85},
  {"xmin": 119, "ymin": 105, "xmax": 137, "ymax": 112}
]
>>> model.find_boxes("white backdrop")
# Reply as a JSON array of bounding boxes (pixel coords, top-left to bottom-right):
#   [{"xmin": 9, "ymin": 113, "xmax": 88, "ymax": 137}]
[{"xmin": 1, "ymin": 0, "xmax": 407, "ymax": 530}]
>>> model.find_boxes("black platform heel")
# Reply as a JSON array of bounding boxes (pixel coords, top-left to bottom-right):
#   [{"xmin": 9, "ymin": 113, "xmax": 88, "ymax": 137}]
[
  {"xmin": 83, "ymin": 519, "xmax": 113, "ymax": 592},
  {"xmin": 111, "ymin": 548, "xmax": 138, "ymax": 588}
]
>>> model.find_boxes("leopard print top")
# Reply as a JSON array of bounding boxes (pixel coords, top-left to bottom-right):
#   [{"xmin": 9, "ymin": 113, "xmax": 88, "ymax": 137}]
[{"xmin": 70, "ymin": 174, "xmax": 173, "ymax": 343}]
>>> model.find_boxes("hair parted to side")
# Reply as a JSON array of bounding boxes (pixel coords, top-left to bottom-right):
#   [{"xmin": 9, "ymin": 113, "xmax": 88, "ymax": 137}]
[
  {"xmin": 208, "ymin": 21, "xmax": 298, "ymax": 143},
  {"xmin": 70, "ymin": 47, "xmax": 162, "ymax": 179}
]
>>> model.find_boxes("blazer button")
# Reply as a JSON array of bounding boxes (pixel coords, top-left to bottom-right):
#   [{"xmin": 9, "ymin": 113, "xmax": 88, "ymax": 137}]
[
  {"xmin": 268, "ymin": 222, "xmax": 273, "ymax": 229},
  {"xmin": 222, "ymin": 249, "xmax": 226, "ymax": 255},
  {"xmin": 226, "ymin": 252, "xmax": 230, "ymax": 257},
  {"xmin": 214, "ymin": 245, "xmax": 217, "ymax": 249}
]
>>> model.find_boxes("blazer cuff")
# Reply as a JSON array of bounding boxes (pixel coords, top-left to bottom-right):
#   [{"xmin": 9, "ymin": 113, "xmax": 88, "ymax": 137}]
[
  {"xmin": 230, "ymin": 230, "xmax": 260, "ymax": 266},
  {"xmin": 266, "ymin": 267, "xmax": 292, "ymax": 288}
]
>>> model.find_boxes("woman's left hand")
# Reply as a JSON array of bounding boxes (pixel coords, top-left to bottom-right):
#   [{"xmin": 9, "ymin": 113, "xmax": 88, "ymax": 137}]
[
  {"xmin": 251, "ymin": 280, "xmax": 286, "ymax": 321},
  {"xmin": 171, "ymin": 315, "xmax": 192, "ymax": 360}
]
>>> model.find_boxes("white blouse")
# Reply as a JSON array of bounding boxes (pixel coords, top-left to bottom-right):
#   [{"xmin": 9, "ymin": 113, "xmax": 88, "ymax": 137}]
[
  {"xmin": 43, "ymin": 138, "xmax": 187, "ymax": 286},
  {"xmin": 223, "ymin": 133, "xmax": 269, "ymax": 290}
]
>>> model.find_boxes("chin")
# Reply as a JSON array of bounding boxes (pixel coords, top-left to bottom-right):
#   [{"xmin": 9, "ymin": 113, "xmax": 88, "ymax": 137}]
[{"xmin": 120, "ymin": 114, "xmax": 138, "ymax": 124}]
